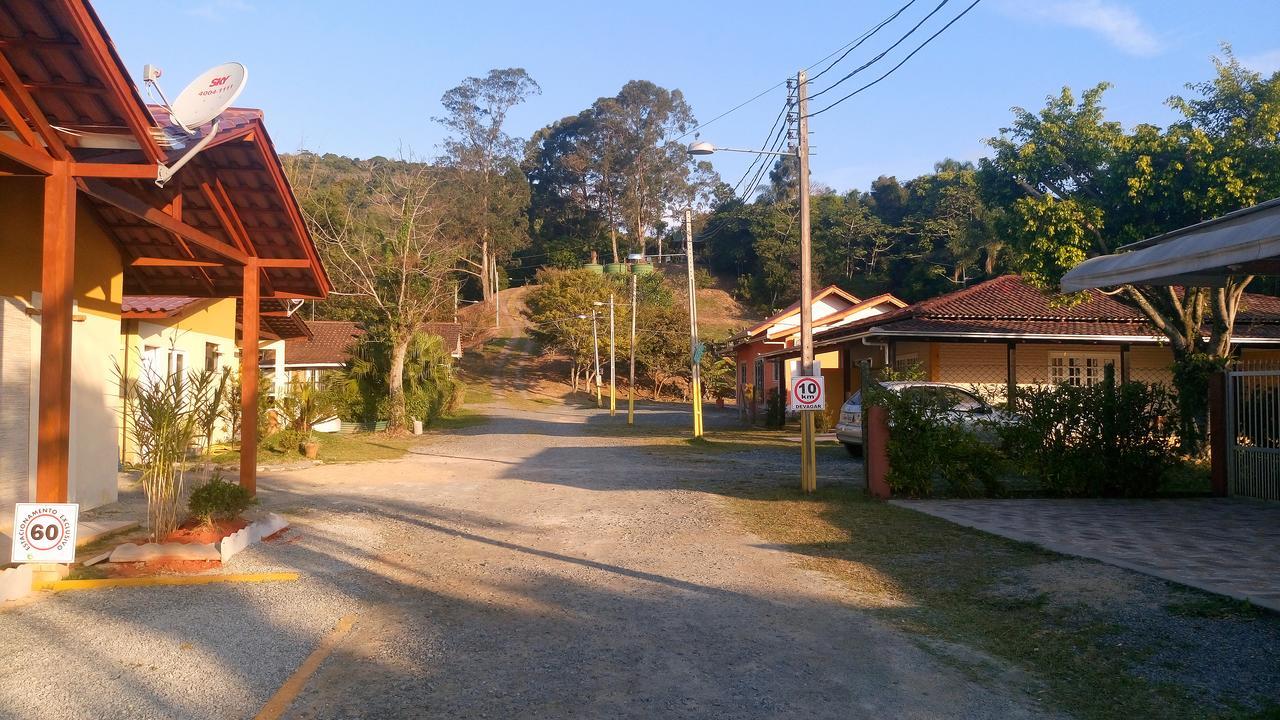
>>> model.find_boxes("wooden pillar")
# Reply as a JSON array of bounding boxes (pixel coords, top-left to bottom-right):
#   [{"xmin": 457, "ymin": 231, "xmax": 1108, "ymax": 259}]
[
  {"xmin": 240, "ymin": 263, "xmax": 259, "ymax": 495},
  {"xmin": 1119, "ymin": 344, "xmax": 1131, "ymax": 384},
  {"xmin": 1209, "ymin": 371, "xmax": 1228, "ymax": 497},
  {"xmin": 1006, "ymin": 342, "xmax": 1017, "ymax": 406},
  {"xmin": 35, "ymin": 165, "xmax": 75, "ymax": 503}
]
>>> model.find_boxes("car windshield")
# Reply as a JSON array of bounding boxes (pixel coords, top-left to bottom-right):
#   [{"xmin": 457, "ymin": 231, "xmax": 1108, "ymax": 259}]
[
  {"xmin": 842, "ymin": 390, "xmax": 862, "ymax": 410},
  {"xmin": 938, "ymin": 387, "xmax": 985, "ymax": 411}
]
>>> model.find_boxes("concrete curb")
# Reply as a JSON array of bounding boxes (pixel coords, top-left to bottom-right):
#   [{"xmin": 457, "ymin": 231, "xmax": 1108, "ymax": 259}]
[
  {"xmin": 220, "ymin": 513, "xmax": 289, "ymax": 564},
  {"xmin": 0, "ymin": 565, "xmax": 33, "ymax": 603}
]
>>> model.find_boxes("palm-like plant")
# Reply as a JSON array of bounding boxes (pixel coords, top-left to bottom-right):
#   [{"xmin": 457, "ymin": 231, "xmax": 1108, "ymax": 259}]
[{"xmin": 120, "ymin": 364, "xmax": 221, "ymax": 540}]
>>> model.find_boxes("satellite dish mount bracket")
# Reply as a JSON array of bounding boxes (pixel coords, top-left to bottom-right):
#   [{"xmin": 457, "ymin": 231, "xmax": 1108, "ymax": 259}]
[{"xmin": 155, "ymin": 119, "xmax": 220, "ymax": 188}]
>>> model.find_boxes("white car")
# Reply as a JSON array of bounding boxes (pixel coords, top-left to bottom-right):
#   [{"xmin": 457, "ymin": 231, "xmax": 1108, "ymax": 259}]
[{"xmin": 833, "ymin": 381, "xmax": 1007, "ymax": 456}]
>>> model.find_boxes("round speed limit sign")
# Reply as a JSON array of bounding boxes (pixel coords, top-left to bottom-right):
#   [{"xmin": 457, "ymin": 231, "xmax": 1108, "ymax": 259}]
[
  {"xmin": 10, "ymin": 503, "xmax": 78, "ymax": 564},
  {"xmin": 790, "ymin": 374, "xmax": 825, "ymax": 411}
]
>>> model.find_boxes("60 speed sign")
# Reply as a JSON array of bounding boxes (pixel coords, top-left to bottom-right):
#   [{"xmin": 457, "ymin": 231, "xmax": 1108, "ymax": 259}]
[
  {"xmin": 789, "ymin": 374, "xmax": 826, "ymax": 411},
  {"xmin": 10, "ymin": 503, "xmax": 78, "ymax": 564}
]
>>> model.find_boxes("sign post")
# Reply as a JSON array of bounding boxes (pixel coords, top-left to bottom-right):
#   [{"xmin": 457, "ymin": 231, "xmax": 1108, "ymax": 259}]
[
  {"xmin": 789, "ymin": 374, "xmax": 826, "ymax": 412},
  {"xmin": 10, "ymin": 503, "xmax": 78, "ymax": 564}
]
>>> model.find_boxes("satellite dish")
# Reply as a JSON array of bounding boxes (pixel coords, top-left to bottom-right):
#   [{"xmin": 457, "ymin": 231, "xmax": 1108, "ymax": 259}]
[
  {"xmin": 168, "ymin": 62, "xmax": 248, "ymax": 133},
  {"xmin": 144, "ymin": 61, "xmax": 249, "ymax": 187}
]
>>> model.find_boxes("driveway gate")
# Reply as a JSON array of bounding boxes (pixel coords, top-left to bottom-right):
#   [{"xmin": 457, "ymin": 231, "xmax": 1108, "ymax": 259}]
[{"xmin": 1226, "ymin": 369, "xmax": 1280, "ymax": 500}]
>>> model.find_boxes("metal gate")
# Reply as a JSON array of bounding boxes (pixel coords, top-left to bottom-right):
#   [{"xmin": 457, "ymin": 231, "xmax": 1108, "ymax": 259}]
[{"xmin": 1226, "ymin": 370, "xmax": 1280, "ymax": 500}]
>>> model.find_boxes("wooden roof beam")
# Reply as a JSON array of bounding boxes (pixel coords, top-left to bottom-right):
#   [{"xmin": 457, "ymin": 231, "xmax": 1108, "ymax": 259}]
[
  {"xmin": 72, "ymin": 162, "xmax": 157, "ymax": 179},
  {"xmin": 163, "ymin": 193, "xmax": 218, "ymax": 296},
  {"xmin": 0, "ymin": 84, "xmax": 39, "ymax": 147},
  {"xmin": 58, "ymin": 0, "xmax": 164, "ymax": 165},
  {"xmin": 0, "ymin": 131, "xmax": 53, "ymax": 173},
  {"xmin": 131, "ymin": 257, "xmax": 226, "ymax": 268},
  {"xmin": 80, "ymin": 179, "xmax": 249, "ymax": 264},
  {"xmin": 0, "ymin": 48, "xmax": 69, "ymax": 160},
  {"xmin": 196, "ymin": 177, "xmax": 290, "ymax": 301}
]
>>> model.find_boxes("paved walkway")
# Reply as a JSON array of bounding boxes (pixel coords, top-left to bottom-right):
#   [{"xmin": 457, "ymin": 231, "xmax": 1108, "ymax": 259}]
[{"xmin": 892, "ymin": 498, "xmax": 1280, "ymax": 611}]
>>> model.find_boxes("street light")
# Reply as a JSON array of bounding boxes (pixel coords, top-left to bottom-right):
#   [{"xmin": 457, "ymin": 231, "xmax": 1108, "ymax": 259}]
[
  {"xmin": 626, "ymin": 255, "xmax": 641, "ymax": 425},
  {"xmin": 688, "ymin": 69, "xmax": 817, "ymax": 493},
  {"xmin": 591, "ymin": 302, "xmax": 604, "ymax": 409}
]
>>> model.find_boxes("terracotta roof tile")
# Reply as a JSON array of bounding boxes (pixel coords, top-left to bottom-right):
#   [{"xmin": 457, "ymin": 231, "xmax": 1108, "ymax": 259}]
[
  {"xmin": 121, "ymin": 295, "xmax": 203, "ymax": 316},
  {"xmin": 816, "ymin": 275, "xmax": 1280, "ymax": 344},
  {"xmin": 422, "ymin": 322, "xmax": 463, "ymax": 357},
  {"xmin": 281, "ymin": 321, "xmax": 364, "ymax": 366}
]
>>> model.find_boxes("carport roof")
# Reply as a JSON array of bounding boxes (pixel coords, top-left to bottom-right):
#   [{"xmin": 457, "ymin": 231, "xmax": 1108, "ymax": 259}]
[{"xmin": 1061, "ymin": 197, "xmax": 1280, "ymax": 292}]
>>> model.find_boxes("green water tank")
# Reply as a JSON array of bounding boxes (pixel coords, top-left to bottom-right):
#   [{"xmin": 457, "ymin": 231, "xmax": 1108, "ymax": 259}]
[
  {"xmin": 631, "ymin": 262, "xmax": 654, "ymax": 276},
  {"xmin": 603, "ymin": 262, "xmax": 626, "ymax": 274},
  {"xmin": 583, "ymin": 263, "xmax": 604, "ymax": 274}
]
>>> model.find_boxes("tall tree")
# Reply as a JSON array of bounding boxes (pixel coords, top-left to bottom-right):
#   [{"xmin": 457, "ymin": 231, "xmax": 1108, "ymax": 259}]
[
  {"xmin": 295, "ymin": 158, "xmax": 458, "ymax": 431},
  {"xmin": 591, "ymin": 81, "xmax": 698, "ymax": 262},
  {"xmin": 984, "ymin": 50, "xmax": 1280, "ymax": 447},
  {"xmin": 436, "ymin": 68, "xmax": 541, "ymax": 301},
  {"xmin": 524, "ymin": 110, "xmax": 611, "ymax": 267}
]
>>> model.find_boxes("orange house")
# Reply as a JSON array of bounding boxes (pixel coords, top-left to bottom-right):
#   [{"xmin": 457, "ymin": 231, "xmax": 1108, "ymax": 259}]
[{"xmin": 731, "ymin": 286, "xmax": 906, "ymax": 423}]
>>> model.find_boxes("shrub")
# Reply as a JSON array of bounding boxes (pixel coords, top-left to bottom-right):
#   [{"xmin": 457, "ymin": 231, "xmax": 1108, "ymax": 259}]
[
  {"xmin": 999, "ymin": 366, "xmax": 1177, "ymax": 497},
  {"xmin": 765, "ymin": 387, "xmax": 786, "ymax": 428},
  {"xmin": 874, "ymin": 386, "xmax": 1006, "ymax": 498},
  {"xmin": 188, "ymin": 475, "xmax": 257, "ymax": 523},
  {"xmin": 263, "ymin": 428, "xmax": 308, "ymax": 455},
  {"xmin": 120, "ymin": 360, "xmax": 225, "ymax": 540}
]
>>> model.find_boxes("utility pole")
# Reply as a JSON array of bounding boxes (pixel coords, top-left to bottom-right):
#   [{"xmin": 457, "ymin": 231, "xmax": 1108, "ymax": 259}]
[
  {"xmin": 628, "ymin": 271, "xmax": 637, "ymax": 425},
  {"xmin": 591, "ymin": 305, "xmax": 602, "ymax": 408},
  {"xmin": 684, "ymin": 208, "xmax": 703, "ymax": 438},
  {"xmin": 609, "ymin": 293, "xmax": 616, "ymax": 416},
  {"xmin": 796, "ymin": 69, "xmax": 817, "ymax": 493}
]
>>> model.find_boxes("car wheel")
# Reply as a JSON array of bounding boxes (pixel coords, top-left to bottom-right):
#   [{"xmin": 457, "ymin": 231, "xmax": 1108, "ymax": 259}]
[{"xmin": 842, "ymin": 442, "xmax": 862, "ymax": 457}]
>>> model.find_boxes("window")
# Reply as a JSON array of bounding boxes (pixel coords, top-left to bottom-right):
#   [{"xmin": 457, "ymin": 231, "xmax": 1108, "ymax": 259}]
[
  {"xmin": 205, "ymin": 342, "xmax": 220, "ymax": 372},
  {"xmin": 168, "ymin": 350, "xmax": 186, "ymax": 389},
  {"xmin": 140, "ymin": 345, "xmax": 162, "ymax": 388},
  {"xmin": 893, "ymin": 353, "xmax": 918, "ymax": 371},
  {"xmin": 1049, "ymin": 351, "xmax": 1119, "ymax": 387}
]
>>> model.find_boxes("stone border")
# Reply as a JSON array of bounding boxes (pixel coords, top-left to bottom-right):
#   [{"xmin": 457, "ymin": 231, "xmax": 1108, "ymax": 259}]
[
  {"xmin": 220, "ymin": 513, "xmax": 289, "ymax": 564},
  {"xmin": 2, "ymin": 513, "xmax": 291, "ymax": 603}
]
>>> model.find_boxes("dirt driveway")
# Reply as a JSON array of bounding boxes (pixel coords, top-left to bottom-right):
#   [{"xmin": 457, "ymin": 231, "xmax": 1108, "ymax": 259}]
[{"xmin": 0, "ymin": 399, "xmax": 1055, "ymax": 719}]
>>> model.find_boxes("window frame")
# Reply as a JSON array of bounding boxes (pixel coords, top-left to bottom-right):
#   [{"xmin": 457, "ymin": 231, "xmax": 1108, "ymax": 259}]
[{"xmin": 1048, "ymin": 350, "xmax": 1120, "ymax": 387}]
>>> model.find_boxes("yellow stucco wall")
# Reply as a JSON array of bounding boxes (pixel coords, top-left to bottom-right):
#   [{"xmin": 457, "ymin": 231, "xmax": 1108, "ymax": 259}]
[
  {"xmin": 0, "ymin": 177, "xmax": 123, "ymax": 318},
  {"xmin": 0, "ymin": 177, "xmax": 125, "ymax": 520},
  {"xmin": 118, "ymin": 298, "xmax": 240, "ymax": 462}
]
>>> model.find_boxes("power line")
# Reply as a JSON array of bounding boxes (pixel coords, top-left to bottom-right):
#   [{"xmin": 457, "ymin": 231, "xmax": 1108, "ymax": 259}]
[
  {"xmin": 673, "ymin": 5, "xmax": 938, "ymax": 143},
  {"xmin": 808, "ymin": 0, "xmax": 953, "ymax": 102},
  {"xmin": 742, "ymin": 121, "xmax": 791, "ymax": 200},
  {"xmin": 807, "ymin": 0, "xmax": 983, "ymax": 119},
  {"xmin": 732, "ymin": 98, "xmax": 790, "ymax": 197},
  {"xmin": 808, "ymin": 0, "xmax": 922, "ymax": 83}
]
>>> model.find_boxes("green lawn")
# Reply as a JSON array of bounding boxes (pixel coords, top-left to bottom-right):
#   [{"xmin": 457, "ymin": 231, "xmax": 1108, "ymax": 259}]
[
  {"xmin": 725, "ymin": 486, "xmax": 1277, "ymax": 720},
  {"xmin": 208, "ymin": 410, "xmax": 487, "ymax": 466}
]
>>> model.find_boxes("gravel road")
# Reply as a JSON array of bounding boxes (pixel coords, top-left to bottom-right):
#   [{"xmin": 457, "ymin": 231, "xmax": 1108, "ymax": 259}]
[{"xmin": 0, "ymin": 398, "xmax": 1056, "ymax": 719}]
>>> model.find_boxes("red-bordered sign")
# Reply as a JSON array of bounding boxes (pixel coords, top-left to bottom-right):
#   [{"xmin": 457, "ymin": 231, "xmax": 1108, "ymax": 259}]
[
  {"xmin": 790, "ymin": 375, "xmax": 825, "ymax": 411},
  {"xmin": 11, "ymin": 503, "xmax": 78, "ymax": 564}
]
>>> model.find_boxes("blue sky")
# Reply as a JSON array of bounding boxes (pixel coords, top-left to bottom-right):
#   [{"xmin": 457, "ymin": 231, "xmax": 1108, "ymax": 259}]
[{"xmin": 97, "ymin": 0, "xmax": 1280, "ymax": 195}]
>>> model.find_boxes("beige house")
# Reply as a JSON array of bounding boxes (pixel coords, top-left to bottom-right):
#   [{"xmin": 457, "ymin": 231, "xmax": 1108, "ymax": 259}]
[{"xmin": 754, "ymin": 275, "xmax": 1280, "ymax": 421}]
